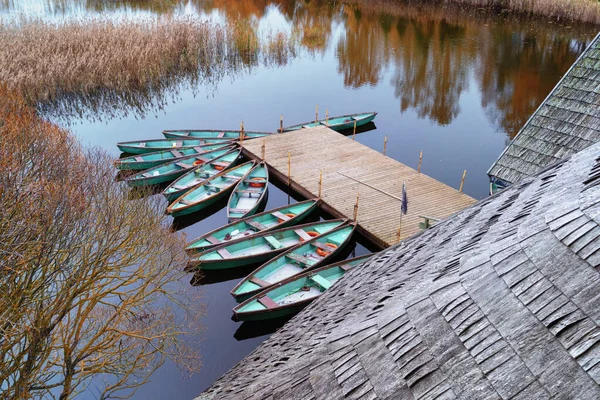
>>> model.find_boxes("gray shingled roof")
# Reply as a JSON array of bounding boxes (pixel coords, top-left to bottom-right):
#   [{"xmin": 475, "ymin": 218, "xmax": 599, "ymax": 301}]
[
  {"xmin": 198, "ymin": 141, "xmax": 600, "ymax": 400},
  {"xmin": 488, "ymin": 32, "xmax": 600, "ymax": 185}
]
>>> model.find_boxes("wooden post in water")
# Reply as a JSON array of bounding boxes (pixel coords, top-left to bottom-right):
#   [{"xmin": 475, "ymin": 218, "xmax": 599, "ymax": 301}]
[
  {"xmin": 459, "ymin": 170, "xmax": 467, "ymax": 192},
  {"xmin": 279, "ymin": 115, "xmax": 283, "ymax": 134},
  {"xmin": 287, "ymin": 151, "xmax": 291, "ymax": 204},
  {"xmin": 418, "ymin": 151, "xmax": 423, "ymax": 173},
  {"xmin": 326, "ymin": 109, "xmax": 329, "ymax": 127},
  {"xmin": 261, "ymin": 139, "xmax": 266, "ymax": 161},
  {"xmin": 318, "ymin": 170, "xmax": 323, "ymax": 198},
  {"xmin": 353, "ymin": 193, "xmax": 360, "ymax": 221},
  {"xmin": 383, "ymin": 135, "xmax": 388, "ymax": 156},
  {"xmin": 240, "ymin": 121, "xmax": 244, "ymax": 143},
  {"xmin": 352, "ymin": 121, "xmax": 357, "ymax": 141},
  {"xmin": 315, "ymin": 105, "xmax": 318, "ymax": 122}
]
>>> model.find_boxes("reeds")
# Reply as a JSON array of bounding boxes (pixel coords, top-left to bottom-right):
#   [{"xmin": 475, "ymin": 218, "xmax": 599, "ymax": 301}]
[{"xmin": 0, "ymin": 16, "xmax": 297, "ymax": 106}]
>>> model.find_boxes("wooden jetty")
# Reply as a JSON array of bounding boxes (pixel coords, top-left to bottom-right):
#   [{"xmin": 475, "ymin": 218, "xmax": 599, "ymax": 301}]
[{"xmin": 241, "ymin": 126, "xmax": 476, "ymax": 248}]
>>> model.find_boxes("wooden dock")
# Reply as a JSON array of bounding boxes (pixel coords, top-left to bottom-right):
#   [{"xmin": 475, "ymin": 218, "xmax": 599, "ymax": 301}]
[{"xmin": 241, "ymin": 126, "xmax": 476, "ymax": 249}]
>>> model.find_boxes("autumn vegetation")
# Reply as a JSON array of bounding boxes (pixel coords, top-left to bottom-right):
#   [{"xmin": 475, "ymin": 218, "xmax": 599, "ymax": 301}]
[{"xmin": 0, "ymin": 84, "xmax": 200, "ymax": 399}]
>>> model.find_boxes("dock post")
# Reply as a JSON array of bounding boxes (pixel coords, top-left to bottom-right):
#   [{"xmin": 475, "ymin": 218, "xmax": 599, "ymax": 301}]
[
  {"xmin": 383, "ymin": 135, "xmax": 388, "ymax": 156},
  {"xmin": 287, "ymin": 151, "xmax": 291, "ymax": 204},
  {"xmin": 326, "ymin": 109, "xmax": 329, "ymax": 127},
  {"xmin": 353, "ymin": 194, "xmax": 360, "ymax": 221},
  {"xmin": 315, "ymin": 105, "xmax": 318, "ymax": 122},
  {"xmin": 318, "ymin": 170, "xmax": 323, "ymax": 198},
  {"xmin": 459, "ymin": 170, "xmax": 467, "ymax": 192},
  {"xmin": 352, "ymin": 121, "xmax": 357, "ymax": 141},
  {"xmin": 418, "ymin": 151, "xmax": 423, "ymax": 173},
  {"xmin": 240, "ymin": 121, "xmax": 244, "ymax": 143},
  {"xmin": 280, "ymin": 115, "xmax": 283, "ymax": 134},
  {"xmin": 261, "ymin": 139, "xmax": 266, "ymax": 161}
]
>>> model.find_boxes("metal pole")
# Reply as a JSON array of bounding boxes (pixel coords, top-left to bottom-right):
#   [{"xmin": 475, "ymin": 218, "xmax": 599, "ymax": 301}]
[{"xmin": 459, "ymin": 170, "xmax": 467, "ymax": 192}]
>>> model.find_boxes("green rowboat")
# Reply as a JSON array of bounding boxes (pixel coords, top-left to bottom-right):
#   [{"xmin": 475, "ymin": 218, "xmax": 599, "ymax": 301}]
[
  {"xmin": 281, "ymin": 112, "xmax": 377, "ymax": 133},
  {"xmin": 162, "ymin": 149, "xmax": 242, "ymax": 202},
  {"xmin": 189, "ymin": 219, "xmax": 347, "ymax": 271},
  {"xmin": 166, "ymin": 161, "xmax": 255, "ymax": 218},
  {"xmin": 125, "ymin": 147, "xmax": 234, "ymax": 187},
  {"xmin": 227, "ymin": 162, "xmax": 269, "ymax": 221},
  {"xmin": 230, "ymin": 223, "xmax": 356, "ymax": 302},
  {"xmin": 185, "ymin": 199, "xmax": 319, "ymax": 254},
  {"xmin": 162, "ymin": 129, "xmax": 274, "ymax": 140},
  {"xmin": 233, "ymin": 254, "xmax": 371, "ymax": 321},
  {"xmin": 117, "ymin": 138, "xmax": 233, "ymax": 155},
  {"xmin": 114, "ymin": 143, "xmax": 231, "ymax": 171}
]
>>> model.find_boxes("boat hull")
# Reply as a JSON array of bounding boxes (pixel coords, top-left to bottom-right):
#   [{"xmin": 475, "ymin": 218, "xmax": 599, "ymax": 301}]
[{"xmin": 282, "ymin": 112, "xmax": 377, "ymax": 133}]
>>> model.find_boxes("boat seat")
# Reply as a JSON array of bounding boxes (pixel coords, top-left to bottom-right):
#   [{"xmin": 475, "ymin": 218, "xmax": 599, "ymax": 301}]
[
  {"xmin": 174, "ymin": 141, "xmax": 183, "ymax": 147},
  {"xmin": 294, "ymin": 228, "xmax": 313, "ymax": 241},
  {"xmin": 257, "ymin": 295, "xmax": 279, "ymax": 309},
  {"xmin": 236, "ymin": 189, "xmax": 262, "ymax": 195},
  {"xmin": 217, "ymin": 132, "xmax": 226, "ymax": 138},
  {"xmin": 250, "ymin": 277, "xmax": 270, "ymax": 287},
  {"xmin": 310, "ymin": 275, "xmax": 331, "ymax": 290},
  {"xmin": 171, "ymin": 150, "xmax": 183, "ymax": 158},
  {"xmin": 135, "ymin": 156, "xmax": 144, "ymax": 162},
  {"xmin": 141, "ymin": 173, "xmax": 153, "ymax": 178},
  {"xmin": 286, "ymin": 253, "xmax": 313, "ymax": 266},
  {"xmin": 264, "ymin": 236, "xmax": 283, "ymax": 250},
  {"xmin": 170, "ymin": 184, "xmax": 188, "ymax": 190},
  {"xmin": 204, "ymin": 235, "xmax": 221, "ymax": 244},
  {"xmin": 339, "ymin": 263, "xmax": 352, "ymax": 272},
  {"xmin": 178, "ymin": 199, "xmax": 194, "ymax": 205},
  {"xmin": 212, "ymin": 162, "xmax": 230, "ymax": 168},
  {"xmin": 229, "ymin": 208, "xmax": 249, "ymax": 214},
  {"xmin": 311, "ymin": 241, "xmax": 334, "ymax": 251},
  {"xmin": 176, "ymin": 162, "xmax": 192, "ymax": 169},
  {"xmin": 216, "ymin": 247, "xmax": 232, "ymax": 259},
  {"xmin": 246, "ymin": 219, "xmax": 268, "ymax": 231},
  {"xmin": 193, "ymin": 146, "xmax": 206, "ymax": 153},
  {"xmin": 272, "ymin": 211, "xmax": 291, "ymax": 222},
  {"xmin": 138, "ymin": 142, "xmax": 146, "ymax": 147},
  {"xmin": 222, "ymin": 174, "xmax": 241, "ymax": 180}
]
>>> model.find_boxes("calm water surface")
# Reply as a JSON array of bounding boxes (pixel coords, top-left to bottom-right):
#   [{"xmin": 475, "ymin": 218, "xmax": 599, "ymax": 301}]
[{"xmin": 4, "ymin": 0, "xmax": 597, "ymax": 398}]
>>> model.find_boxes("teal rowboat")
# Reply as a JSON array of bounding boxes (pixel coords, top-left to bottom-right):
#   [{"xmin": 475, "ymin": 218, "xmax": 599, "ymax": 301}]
[
  {"xmin": 114, "ymin": 143, "xmax": 231, "ymax": 171},
  {"xmin": 166, "ymin": 161, "xmax": 255, "ymax": 218},
  {"xmin": 162, "ymin": 129, "xmax": 274, "ymax": 140},
  {"xmin": 281, "ymin": 112, "xmax": 377, "ymax": 133},
  {"xmin": 231, "ymin": 223, "xmax": 356, "ymax": 301},
  {"xmin": 185, "ymin": 199, "xmax": 319, "ymax": 254},
  {"xmin": 125, "ymin": 147, "xmax": 234, "ymax": 187},
  {"xmin": 162, "ymin": 149, "xmax": 242, "ymax": 202},
  {"xmin": 227, "ymin": 162, "xmax": 269, "ymax": 221},
  {"xmin": 189, "ymin": 219, "xmax": 347, "ymax": 271},
  {"xmin": 117, "ymin": 138, "xmax": 233, "ymax": 155},
  {"xmin": 233, "ymin": 254, "xmax": 371, "ymax": 321}
]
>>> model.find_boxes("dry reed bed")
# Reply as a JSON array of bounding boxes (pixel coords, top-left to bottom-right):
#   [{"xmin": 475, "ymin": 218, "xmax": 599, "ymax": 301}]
[
  {"xmin": 345, "ymin": 0, "xmax": 600, "ymax": 24},
  {"xmin": 0, "ymin": 17, "xmax": 296, "ymax": 104}
]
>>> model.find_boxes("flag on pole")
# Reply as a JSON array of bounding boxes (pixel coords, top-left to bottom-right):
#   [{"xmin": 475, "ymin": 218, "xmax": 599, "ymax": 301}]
[{"xmin": 401, "ymin": 182, "xmax": 408, "ymax": 215}]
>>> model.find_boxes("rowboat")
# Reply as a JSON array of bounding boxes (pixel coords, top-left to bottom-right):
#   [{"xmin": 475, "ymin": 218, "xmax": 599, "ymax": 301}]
[
  {"xmin": 227, "ymin": 162, "xmax": 269, "ymax": 221},
  {"xmin": 189, "ymin": 219, "xmax": 347, "ymax": 271},
  {"xmin": 166, "ymin": 161, "xmax": 255, "ymax": 218},
  {"xmin": 117, "ymin": 138, "xmax": 233, "ymax": 155},
  {"xmin": 185, "ymin": 199, "xmax": 319, "ymax": 254},
  {"xmin": 281, "ymin": 112, "xmax": 377, "ymax": 132},
  {"xmin": 114, "ymin": 143, "xmax": 231, "ymax": 171},
  {"xmin": 125, "ymin": 147, "xmax": 233, "ymax": 187},
  {"xmin": 163, "ymin": 129, "xmax": 274, "ymax": 140},
  {"xmin": 233, "ymin": 254, "xmax": 371, "ymax": 321},
  {"xmin": 231, "ymin": 223, "xmax": 356, "ymax": 301},
  {"xmin": 162, "ymin": 149, "xmax": 242, "ymax": 202}
]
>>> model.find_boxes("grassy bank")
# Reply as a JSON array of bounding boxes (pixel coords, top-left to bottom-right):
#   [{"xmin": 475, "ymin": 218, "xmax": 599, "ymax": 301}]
[{"xmin": 345, "ymin": 0, "xmax": 600, "ymax": 24}]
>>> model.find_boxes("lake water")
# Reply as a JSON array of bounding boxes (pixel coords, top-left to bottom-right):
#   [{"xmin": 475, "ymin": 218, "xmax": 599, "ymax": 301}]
[{"xmin": 3, "ymin": 0, "xmax": 597, "ymax": 398}]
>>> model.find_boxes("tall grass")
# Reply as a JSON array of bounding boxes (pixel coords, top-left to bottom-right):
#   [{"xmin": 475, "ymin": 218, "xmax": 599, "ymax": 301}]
[{"xmin": 0, "ymin": 16, "xmax": 297, "ymax": 113}]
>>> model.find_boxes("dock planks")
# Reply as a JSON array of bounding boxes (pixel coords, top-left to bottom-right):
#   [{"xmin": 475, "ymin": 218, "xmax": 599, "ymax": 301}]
[{"xmin": 241, "ymin": 126, "xmax": 476, "ymax": 248}]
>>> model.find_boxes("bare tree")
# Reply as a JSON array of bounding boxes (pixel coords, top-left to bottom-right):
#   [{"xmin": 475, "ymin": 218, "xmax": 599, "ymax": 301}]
[{"xmin": 0, "ymin": 85, "xmax": 200, "ymax": 399}]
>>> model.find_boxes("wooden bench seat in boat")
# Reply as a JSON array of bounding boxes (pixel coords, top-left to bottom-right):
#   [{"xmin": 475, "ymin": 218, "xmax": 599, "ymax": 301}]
[
  {"xmin": 222, "ymin": 174, "xmax": 242, "ymax": 180},
  {"xmin": 229, "ymin": 208, "xmax": 249, "ymax": 214},
  {"xmin": 171, "ymin": 150, "xmax": 183, "ymax": 157},
  {"xmin": 216, "ymin": 247, "xmax": 232, "ymax": 259},
  {"xmin": 212, "ymin": 162, "xmax": 230, "ymax": 168},
  {"xmin": 272, "ymin": 211, "xmax": 291, "ymax": 222},
  {"xmin": 339, "ymin": 263, "xmax": 352, "ymax": 272},
  {"xmin": 286, "ymin": 253, "xmax": 313, "ymax": 266},
  {"xmin": 174, "ymin": 141, "xmax": 183, "ymax": 146},
  {"xmin": 138, "ymin": 142, "xmax": 146, "ymax": 147},
  {"xmin": 178, "ymin": 199, "xmax": 194, "ymax": 205},
  {"xmin": 135, "ymin": 156, "xmax": 144, "ymax": 162},
  {"xmin": 193, "ymin": 147, "xmax": 206, "ymax": 153},
  {"xmin": 245, "ymin": 219, "xmax": 268, "ymax": 231},
  {"xmin": 257, "ymin": 295, "xmax": 279, "ymax": 309},
  {"xmin": 142, "ymin": 172, "xmax": 154, "ymax": 178},
  {"xmin": 264, "ymin": 236, "xmax": 283, "ymax": 250},
  {"xmin": 217, "ymin": 132, "xmax": 226, "ymax": 138},
  {"xmin": 293, "ymin": 228, "xmax": 312, "ymax": 241},
  {"xmin": 310, "ymin": 274, "xmax": 331, "ymax": 289},
  {"xmin": 176, "ymin": 162, "xmax": 193, "ymax": 169},
  {"xmin": 250, "ymin": 277, "xmax": 270, "ymax": 287},
  {"xmin": 204, "ymin": 235, "xmax": 221, "ymax": 244},
  {"xmin": 310, "ymin": 241, "xmax": 335, "ymax": 252},
  {"xmin": 236, "ymin": 189, "xmax": 262, "ymax": 194}
]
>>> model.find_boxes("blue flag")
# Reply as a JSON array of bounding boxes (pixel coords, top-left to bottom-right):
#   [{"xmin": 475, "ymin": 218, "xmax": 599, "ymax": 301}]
[{"xmin": 401, "ymin": 182, "xmax": 408, "ymax": 215}]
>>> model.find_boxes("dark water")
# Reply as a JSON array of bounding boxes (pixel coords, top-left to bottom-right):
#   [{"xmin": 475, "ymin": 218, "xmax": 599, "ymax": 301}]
[{"xmin": 4, "ymin": 0, "xmax": 597, "ymax": 398}]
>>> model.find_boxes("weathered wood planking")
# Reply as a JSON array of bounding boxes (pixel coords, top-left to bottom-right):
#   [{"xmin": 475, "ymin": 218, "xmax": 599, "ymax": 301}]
[{"xmin": 241, "ymin": 126, "xmax": 476, "ymax": 248}]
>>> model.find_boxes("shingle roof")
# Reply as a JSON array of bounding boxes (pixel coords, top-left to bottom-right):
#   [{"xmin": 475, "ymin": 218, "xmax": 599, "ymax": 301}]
[
  {"xmin": 197, "ymin": 140, "xmax": 600, "ymax": 400},
  {"xmin": 488, "ymin": 32, "xmax": 600, "ymax": 185}
]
